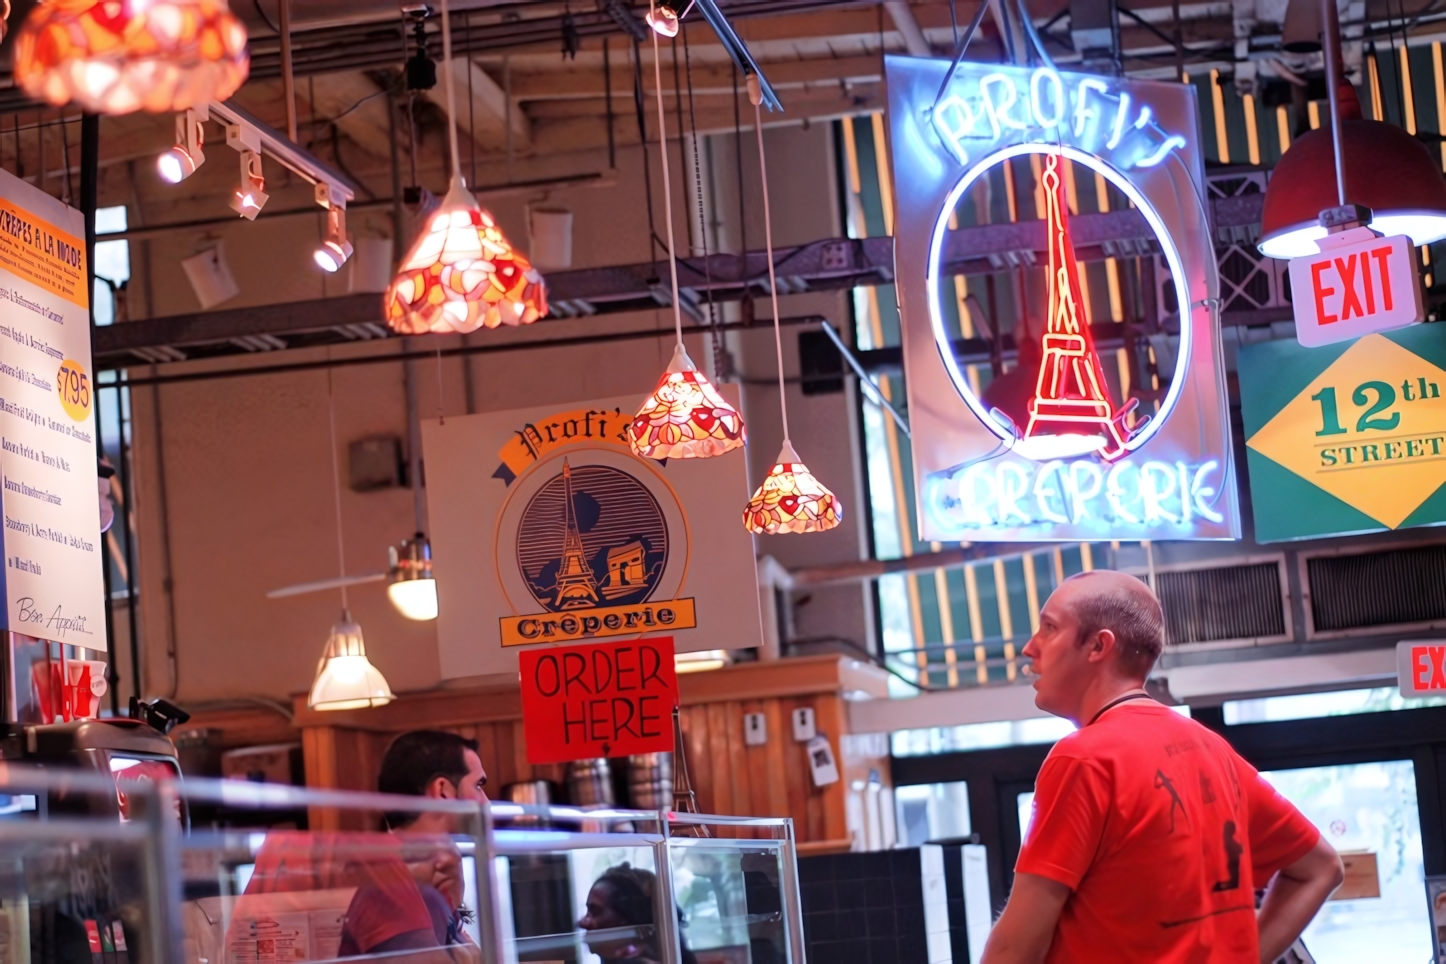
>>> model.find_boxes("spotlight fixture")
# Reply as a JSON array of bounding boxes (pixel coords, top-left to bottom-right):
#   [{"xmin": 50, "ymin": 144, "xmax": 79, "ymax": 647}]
[
  {"xmin": 229, "ymin": 149, "xmax": 268, "ymax": 219},
  {"xmin": 646, "ymin": 0, "xmax": 683, "ymax": 36},
  {"xmin": 387, "ymin": 534, "xmax": 437, "ymax": 621},
  {"xmin": 157, "ymin": 106, "xmax": 207, "ymax": 184},
  {"xmin": 307, "ymin": 612, "xmax": 395, "ymax": 711},
  {"xmin": 226, "ymin": 123, "xmax": 267, "ymax": 220},
  {"xmin": 313, "ymin": 182, "xmax": 353, "ymax": 272}
]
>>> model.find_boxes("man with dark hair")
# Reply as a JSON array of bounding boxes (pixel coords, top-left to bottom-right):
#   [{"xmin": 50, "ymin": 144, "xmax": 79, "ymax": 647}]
[
  {"xmin": 982, "ymin": 570, "xmax": 1344, "ymax": 964},
  {"xmin": 378, "ymin": 730, "xmax": 489, "ymax": 832},
  {"xmin": 336, "ymin": 731, "xmax": 488, "ymax": 959}
]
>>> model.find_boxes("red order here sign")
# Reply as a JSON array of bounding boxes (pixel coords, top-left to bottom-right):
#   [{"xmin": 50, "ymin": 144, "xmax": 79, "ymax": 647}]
[{"xmin": 518, "ymin": 636, "xmax": 678, "ymax": 764}]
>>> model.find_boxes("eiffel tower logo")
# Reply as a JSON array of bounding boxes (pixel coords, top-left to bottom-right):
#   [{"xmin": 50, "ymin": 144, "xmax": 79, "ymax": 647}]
[
  {"xmin": 1019, "ymin": 152, "xmax": 1140, "ymax": 463},
  {"xmin": 552, "ymin": 458, "xmax": 600, "ymax": 609}
]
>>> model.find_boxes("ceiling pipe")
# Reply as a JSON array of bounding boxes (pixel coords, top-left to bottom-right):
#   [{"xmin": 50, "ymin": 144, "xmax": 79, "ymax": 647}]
[{"xmin": 884, "ymin": 1, "xmax": 932, "ymax": 57}]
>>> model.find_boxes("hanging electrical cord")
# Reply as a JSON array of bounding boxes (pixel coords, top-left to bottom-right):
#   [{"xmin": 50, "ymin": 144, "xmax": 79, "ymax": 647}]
[
  {"xmin": 930, "ymin": 0, "xmax": 991, "ymax": 115},
  {"xmin": 326, "ymin": 368, "xmax": 351, "ymax": 614},
  {"xmin": 649, "ymin": 3, "xmax": 689, "ymax": 360},
  {"xmin": 681, "ymin": 26, "xmax": 726, "ymax": 378},
  {"xmin": 1017, "ymin": 0, "xmax": 1057, "ymax": 71},
  {"xmin": 731, "ymin": 62, "xmax": 747, "ymax": 279},
  {"xmin": 752, "ymin": 87, "xmax": 791, "ymax": 448},
  {"xmin": 632, "ymin": 36, "xmax": 662, "ymax": 261}
]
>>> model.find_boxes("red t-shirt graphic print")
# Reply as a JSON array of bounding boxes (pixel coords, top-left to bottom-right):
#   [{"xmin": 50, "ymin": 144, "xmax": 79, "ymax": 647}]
[{"xmin": 1015, "ymin": 701, "xmax": 1319, "ymax": 963}]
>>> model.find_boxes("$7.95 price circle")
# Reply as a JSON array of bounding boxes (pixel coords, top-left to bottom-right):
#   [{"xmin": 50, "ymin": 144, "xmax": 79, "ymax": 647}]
[{"xmin": 56, "ymin": 358, "xmax": 90, "ymax": 422}]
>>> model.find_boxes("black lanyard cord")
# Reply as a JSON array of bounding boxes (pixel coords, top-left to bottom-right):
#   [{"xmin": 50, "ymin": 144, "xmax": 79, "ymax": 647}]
[{"xmin": 1088, "ymin": 692, "xmax": 1153, "ymax": 726}]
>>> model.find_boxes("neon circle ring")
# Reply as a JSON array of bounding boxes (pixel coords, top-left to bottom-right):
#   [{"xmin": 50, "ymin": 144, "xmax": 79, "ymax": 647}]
[{"xmin": 925, "ymin": 143, "xmax": 1192, "ymax": 461}]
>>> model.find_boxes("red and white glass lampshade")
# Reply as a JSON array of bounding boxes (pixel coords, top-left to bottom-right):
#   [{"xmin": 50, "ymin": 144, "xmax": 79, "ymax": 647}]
[
  {"xmin": 628, "ymin": 343, "xmax": 746, "ymax": 460},
  {"xmin": 14, "ymin": 0, "xmax": 249, "ymax": 115},
  {"xmin": 384, "ymin": 178, "xmax": 546, "ymax": 334},
  {"xmin": 1259, "ymin": 116, "xmax": 1446, "ymax": 259},
  {"xmin": 743, "ymin": 442, "xmax": 843, "ymax": 535},
  {"xmin": 383, "ymin": 0, "xmax": 546, "ymax": 335},
  {"xmin": 628, "ymin": 13, "xmax": 744, "ymax": 461}
]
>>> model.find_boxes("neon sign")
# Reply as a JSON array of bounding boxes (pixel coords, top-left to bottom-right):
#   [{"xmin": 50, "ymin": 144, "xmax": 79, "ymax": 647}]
[
  {"xmin": 923, "ymin": 458, "xmax": 1226, "ymax": 538},
  {"xmin": 932, "ymin": 67, "xmax": 1188, "ymax": 170},
  {"xmin": 884, "ymin": 55, "xmax": 1240, "ymax": 541}
]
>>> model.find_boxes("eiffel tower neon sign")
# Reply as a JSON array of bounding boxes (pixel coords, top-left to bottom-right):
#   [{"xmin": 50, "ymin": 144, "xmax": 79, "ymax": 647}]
[{"xmin": 1016, "ymin": 152, "xmax": 1140, "ymax": 463}]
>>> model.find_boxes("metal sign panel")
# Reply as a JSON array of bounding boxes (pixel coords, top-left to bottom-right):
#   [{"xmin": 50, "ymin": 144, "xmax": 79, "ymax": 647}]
[
  {"xmin": 885, "ymin": 55, "xmax": 1239, "ymax": 541},
  {"xmin": 1288, "ymin": 227, "xmax": 1424, "ymax": 347}
]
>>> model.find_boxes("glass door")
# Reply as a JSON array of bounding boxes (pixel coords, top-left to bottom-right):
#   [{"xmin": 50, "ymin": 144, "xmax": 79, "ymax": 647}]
[{"xmin": 1261, "ymin": 760, "xmax": 1430, "ymax": 963}]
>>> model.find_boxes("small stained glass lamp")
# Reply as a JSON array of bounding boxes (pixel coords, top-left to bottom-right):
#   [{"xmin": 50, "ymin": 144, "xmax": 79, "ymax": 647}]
[
  {"xmin": 740, "ymin": 73, "xmax": 842, "ymax": 535},
  {"xmin": 627, "ymin": 12, "xmax": 744, "ymax": 460},
  {"xmin": 308, "ymin": 613, "xmax": 394, "ymax": 711},
  {"xmin": 14, "ymin": 0, "xmax": 249, "ymax": 115},
  {"xmin": 383, "ymin": 0, "xmax": 545, "ymax": 334},
  {"xmin": 743, "ymin": 441, "xmax": 843, "ymax": 535}
]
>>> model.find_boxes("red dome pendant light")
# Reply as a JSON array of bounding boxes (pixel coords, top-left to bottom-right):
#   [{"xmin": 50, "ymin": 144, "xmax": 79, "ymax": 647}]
[{"xmin": 1258, "ymin": 0, "xmax": 1446, "ymax": 259}]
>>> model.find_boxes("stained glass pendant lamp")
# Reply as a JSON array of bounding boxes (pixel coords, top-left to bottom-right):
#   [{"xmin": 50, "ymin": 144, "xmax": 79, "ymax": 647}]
[
  {"xmin": 384, "ymin": 0, "xmax": 546, "ymax": 334},
  {"xmin": 628, "ymin": 11, "xmax": 745, "ymax": 460},
  {"xmin": 14, "ymin": 0, "xmax": 249, "ymax": 115},
  {"xmin": 741, "ymin": 75, "xmax": 842, "ymax": 535}
]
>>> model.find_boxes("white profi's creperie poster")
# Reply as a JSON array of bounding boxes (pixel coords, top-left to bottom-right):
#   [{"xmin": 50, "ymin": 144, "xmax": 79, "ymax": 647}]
[
  {"xmin": 424, "ymin": 390, "xmax": 763, "ymax": 679},
  {"xmin": 0, "ymin": 168, "xmax": 102, "ymax": 644}
]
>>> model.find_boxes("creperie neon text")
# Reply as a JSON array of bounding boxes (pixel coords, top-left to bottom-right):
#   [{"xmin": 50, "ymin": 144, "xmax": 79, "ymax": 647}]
[{"xmin": 1310, "ymin": 246, "xmax": 1396, "ymax": 325}]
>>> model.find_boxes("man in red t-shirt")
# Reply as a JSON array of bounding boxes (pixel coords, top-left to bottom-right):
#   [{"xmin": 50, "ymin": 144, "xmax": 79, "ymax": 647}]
[{"xmin": 981, "ymin": 570, "xmax": 1343, "ymax": 964}]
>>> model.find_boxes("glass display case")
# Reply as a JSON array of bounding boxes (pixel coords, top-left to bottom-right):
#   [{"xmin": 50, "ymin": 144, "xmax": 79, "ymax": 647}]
[
  {"xmin": 0, "ymin": 766, "xmax": 180, "ymax": 964},
  {"xmin": 0, "ymin": 769, "xmax": 806, "ymax": 964},
  {"xmin": 488, "ymin": 805, "xmax": 804, "ymax": 964}
]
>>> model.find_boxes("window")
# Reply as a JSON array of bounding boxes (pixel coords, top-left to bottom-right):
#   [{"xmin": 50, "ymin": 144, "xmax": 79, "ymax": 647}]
[
  {"xmin": 894, "ymin": 780, "xmax": 971, "ymax": 847},
  {"xmin": 893, "ymin": 717, "xmax": 1076, "ymax": 757},
  {"xmin": 1261, "ymin": 761, "xmax": 1430, "ymax": 963},
  {"xmin": 1224, "ymin": 687, "xmax": 1446, "ymax": 725},
  {"xmin": 93, "ymin": 205, "xmax": 129, "ymax": 326}
]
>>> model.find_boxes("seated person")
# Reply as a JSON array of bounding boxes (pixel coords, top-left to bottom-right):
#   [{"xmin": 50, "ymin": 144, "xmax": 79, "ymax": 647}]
[
  {"xmin": 339, "ymin": 731, "xmax": 488, "ymax": 956},
  {"xmin": 578, "ymin": 864, "xmax": 697, "ymax": 964}
]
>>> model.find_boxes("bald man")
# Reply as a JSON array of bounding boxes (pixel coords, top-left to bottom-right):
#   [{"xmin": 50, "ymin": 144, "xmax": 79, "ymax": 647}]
[{"xmin": 982, "ymin": 570, "xmax": 1343, "ymax": 964}]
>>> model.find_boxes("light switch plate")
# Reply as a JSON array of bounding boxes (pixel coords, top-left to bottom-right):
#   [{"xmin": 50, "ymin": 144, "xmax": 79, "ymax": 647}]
[
  {"xmin": 792, "ymin": 707, "xmax": 816, "ymax": 742},
  {"xmin": 806, "ymin": 735, "xmax": 839, "ymax": 787},
  {"xmin": 744, "ymin": 713, "xmax": 767, "ymax": 746}
]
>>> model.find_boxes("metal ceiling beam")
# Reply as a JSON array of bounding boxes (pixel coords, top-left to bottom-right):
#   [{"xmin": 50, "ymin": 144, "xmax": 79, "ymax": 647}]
[{"xmin": 94, "ymin": 192, "xmax": 1270, "ymax": 370}]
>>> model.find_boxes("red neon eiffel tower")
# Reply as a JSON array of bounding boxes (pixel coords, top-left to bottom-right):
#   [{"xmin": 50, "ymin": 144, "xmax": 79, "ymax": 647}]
[{"xmin": 1022, "ymin": 153, "xmax": 1138, "ymax": 462}]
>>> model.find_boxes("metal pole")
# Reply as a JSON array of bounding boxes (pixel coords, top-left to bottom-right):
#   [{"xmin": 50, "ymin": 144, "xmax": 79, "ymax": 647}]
[
  {"xmin": 280, "ymin": 0, "xmax": 299, "ymax": 142},
  {"xmin": 1323, "ymin": 0, "xmax": 1348, "ymax": 206},
  {"xmin": 80, "ymin": 112, "xmax": 118, "ymax": 710}
]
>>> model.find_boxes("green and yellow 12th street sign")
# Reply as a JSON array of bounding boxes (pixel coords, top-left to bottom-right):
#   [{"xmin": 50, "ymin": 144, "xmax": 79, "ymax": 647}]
[{"xmin": 1239, "ymin": 325, "xmax": 1446, "ymax": 542}]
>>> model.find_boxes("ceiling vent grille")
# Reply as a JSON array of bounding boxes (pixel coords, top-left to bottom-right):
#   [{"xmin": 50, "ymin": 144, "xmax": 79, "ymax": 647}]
[
  {"xmin": 1306, "ymin": 545, "xmax": 1446, "ymax": 633},
  {"xmin": 1157, "ymin": 561, "xmax": 1288, "ymax": 647}
]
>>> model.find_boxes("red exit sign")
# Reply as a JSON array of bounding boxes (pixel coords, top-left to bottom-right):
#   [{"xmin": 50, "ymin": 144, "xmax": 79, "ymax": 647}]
[
  {"xmin": 1397, "ymin": 641, "xmax": 1446, "ymax": 696},
  {"xmin": 1288, "ymin": 228, "xmax": 1424, "ymax": 348}
]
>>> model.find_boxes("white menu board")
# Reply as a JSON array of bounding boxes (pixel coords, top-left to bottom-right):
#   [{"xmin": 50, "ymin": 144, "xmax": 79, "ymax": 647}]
[{"xmin": 0, "ymin": 168, "xmax": 102, "ymax": 645}]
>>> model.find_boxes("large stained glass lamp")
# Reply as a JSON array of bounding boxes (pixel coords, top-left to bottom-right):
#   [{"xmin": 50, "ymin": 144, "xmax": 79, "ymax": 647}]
[
  {"xmin": 741, "ymin": 75, "xmax": 842, "ymax": 535},
  {"xmin": 14, "ymin": 0, "xmax": 249, "ymax": 115},
  {"xmin": 384, "ymin": 0, "xmax": 546, "ymax": 334},
  {"xmin": 627, "ymin": 8, "xmax": 744, "ymax": 460}
]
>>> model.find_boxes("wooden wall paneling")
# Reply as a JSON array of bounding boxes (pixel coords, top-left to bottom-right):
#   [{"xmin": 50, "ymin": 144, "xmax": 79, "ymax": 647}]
[
  {"xmin": 722, "ymin": 700, "xmax": 754, "ymax": 819},
  {"xmin": 778, "ymin": 697, "xmax": 819, "ymax": 843},
  {"xmin": 681, "ymin": 704, "xmax": 714, "ymax": 814},
  {"xmin": 705, "ymin": 701, "xmax": 736, "ymax": 824},
  {"xmin": 758, "ymin": 699, "xmax": 792, "ymax": 820},
  {"xmin": 815, "ymin": 694, "xmax": 849, "ymax": 844},
  {"xmin": 510, "ymin": 721, "xmax": 531, "ymax": 789}
]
